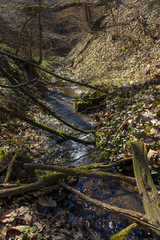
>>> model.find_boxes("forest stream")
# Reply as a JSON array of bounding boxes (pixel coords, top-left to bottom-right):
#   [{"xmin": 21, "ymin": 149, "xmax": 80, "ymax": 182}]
[{"xmin": 39, "ymin": 65, "xmax": 151, "ymax": 240}]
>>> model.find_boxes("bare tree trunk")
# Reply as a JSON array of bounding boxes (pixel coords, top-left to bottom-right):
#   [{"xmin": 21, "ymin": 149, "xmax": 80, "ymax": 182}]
[{"xmin": 37, "ymin": 0, "xmax": 43, "ymax": 64}]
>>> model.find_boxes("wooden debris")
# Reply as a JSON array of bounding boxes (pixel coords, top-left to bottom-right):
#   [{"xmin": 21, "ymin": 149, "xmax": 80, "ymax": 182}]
[{"xmin": 131, "ymin": 141, "xmax": 160, "ymax": 239}]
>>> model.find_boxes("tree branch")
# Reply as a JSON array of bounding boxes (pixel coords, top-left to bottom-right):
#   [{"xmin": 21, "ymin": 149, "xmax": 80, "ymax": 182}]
[
  {"xmin": 0, "ymin": 104, "xmax": 94, "ymax": 145},
  {"xmin": 23, "ymin": 163, "xmax": 135, "ymax": 184},
  {"xmin": 0, "ymin": 50, "xmax": 105, "ymax": 93},
  {"xmin": 0, "ymin": 79, "xmax": 38, "ymax": 88},
  {"xmin": 58, "ymin": 181, "xmax": 160, "ymax": 233},
  {"xmin": 0, "ymin": 173, "xmax": 64, "ymax": 198},
  {"xmin": 0, "ymin": 64, "xmax": 95, "ymax": 134}
]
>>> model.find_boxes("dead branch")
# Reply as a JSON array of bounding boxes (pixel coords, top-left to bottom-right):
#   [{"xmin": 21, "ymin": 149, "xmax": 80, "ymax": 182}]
[
  {"xmin": 23, "ymin": 163, "xmax": 136, "ymax": 184},
  {"xmin": 0, "ymin": 50, "xmax": 105, "ymax": 93},
  {"xmin": 0, "ymin": 104, "xmax": 94, "ymax": 145},
  {"xmin": 58, "ymin": 181, "xmax": 160, "ymax": 233},
  {"xmin": 0, "ymin": 173, "xmax": 65, "ymax": 198},
  {"xmin": 0, "ymin": 79, "xmax": 38, "ymax": 88},
  {"xmin": 0, "ymin": 60, "xmax": 95, "ymax": 134}
]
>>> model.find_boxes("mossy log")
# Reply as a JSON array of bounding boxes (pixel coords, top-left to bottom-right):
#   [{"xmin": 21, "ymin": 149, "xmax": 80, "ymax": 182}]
[
  {"xmin": 0, "ymin": 104, "xmax": 94, "ymax": 145},
  {"xmin": 75, "ymin": 95, "xmax": 106, "ymax": 112},
  {"xmin": 0, "ymin": 64, "xmax": 95, "ymax": 134},
  {"xmin": 0, "ymin": 173, "xmax": 65, "ymax": 198},
  {"xmin": 131, "ymin": 141, "xmax": 160, "ymax": 239},
  {"xmin": 23, "ymin": 163, "xmax": 136, "ymax": 184},
  {"xmin": 75, "ymin": 101, "xmax": 93, "ymax": 112},
  {"xmin": 4, "ymin": 151, "xmax": 34, "ymax": 183},
  {"xmin": 77, "ymin": 157, "xmax": 132, "ymax": 170},
  {"xmin": 110, "ymin": 223, "xmax": 138, "ymax": 240}
]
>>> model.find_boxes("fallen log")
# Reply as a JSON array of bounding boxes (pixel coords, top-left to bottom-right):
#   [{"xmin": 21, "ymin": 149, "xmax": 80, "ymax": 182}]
[
  {"xmin": 0, "ymin": 65, "xmax": 95, "ymax": 134},
  {"xmin": 58, "ymin": 181, "xmax": 160, "ymax": 233},
  {"xmin": 0, "ymin": 104, "xmax": 94, "ymax": 145},
  {"xmin": 23, "ymin": 163, "xmax": 136, "ymax": 184},
  {"xmin": 131, "ymin": 141, "xmax": 160, "ymax": 239},
  {"xmin": 110, "ymin": 223, "xmax": 138, "ymax": 240},
  {"xmin": 0, "ymin": 173, "xmax": 65, "ymax": 198},
  {"xmin": 77, "ymin": 157, "xmax": 132, "ymax": 170}
]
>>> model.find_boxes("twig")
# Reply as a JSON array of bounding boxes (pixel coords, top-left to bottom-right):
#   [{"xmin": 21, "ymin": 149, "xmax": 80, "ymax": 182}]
[{"xmin": 0, "ymin": 79, "xmax": 38, "ymax": 88}]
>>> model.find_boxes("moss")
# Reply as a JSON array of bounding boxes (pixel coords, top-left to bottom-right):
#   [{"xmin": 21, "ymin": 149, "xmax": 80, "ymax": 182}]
[
  {"xmin": 110, "ymin": 223, "xmax": 138, "ymax": 240},
  {"xmin": 0, "ymin": 42, "xmax": 15, "ymax": 52},
  {"xmin": 75, "ymin": 101, "xmax": 92, "ymax": 112},
  {"xmin": 99, "ymin": 151, "xmax": 107, "ymax": 162},
  {"xmin": 0, "ymin": 148, "xmax": 5, "ymax": 160},
  {"xmin": 75, "ymin": 94, "xmax": 106, "ymax": 112}
]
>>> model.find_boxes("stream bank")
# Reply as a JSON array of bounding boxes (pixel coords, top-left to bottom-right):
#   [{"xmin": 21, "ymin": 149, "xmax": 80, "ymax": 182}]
[
  {"xmin": 0, "ymin": 52, "xmax": 156, "ymax": 239},
  {"xmin": 34, "ymin": 66, "xmax": 152, "ymax": 240}
]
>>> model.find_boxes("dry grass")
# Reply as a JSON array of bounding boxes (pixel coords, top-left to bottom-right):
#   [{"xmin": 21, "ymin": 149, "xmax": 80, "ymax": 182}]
[{"xmin": 69, "ymin": 0, "xmax": 160, "ymax": 87}]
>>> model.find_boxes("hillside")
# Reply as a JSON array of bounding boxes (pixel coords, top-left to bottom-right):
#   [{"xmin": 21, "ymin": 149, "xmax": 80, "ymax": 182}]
[{"xmin": 66, "ymin": 0, "xmax": 160, "ymax": 87}]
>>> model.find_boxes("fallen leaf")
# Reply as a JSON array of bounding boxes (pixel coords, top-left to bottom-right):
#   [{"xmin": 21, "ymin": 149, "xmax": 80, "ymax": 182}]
[
  {"xmin": 0, "ymin": 209, "xmax": 15, "ymax": 223},
  {"xmin": 147, "ymin": 149, "xmax": 158, "ymax": 161},
  {"xmin": 150, "ymin": 127, "xmax": 158, "ymax": 135},
  {"xmin": 38, "ymin": 196, "xmax": 57, "ymax": 207}
]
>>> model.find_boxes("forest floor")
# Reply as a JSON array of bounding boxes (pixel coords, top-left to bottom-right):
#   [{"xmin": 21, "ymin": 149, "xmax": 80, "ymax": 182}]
[{"xmin": 0, "ymin": 0, "xmax": 160, "ymax": 239}]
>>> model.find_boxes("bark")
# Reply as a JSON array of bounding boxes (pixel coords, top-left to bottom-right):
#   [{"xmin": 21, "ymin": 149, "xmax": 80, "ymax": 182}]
[
  {"xmin": 37, "ymin": 0, "xmax": 43, "ymax": 65},
  {"xmin": 77, "ymin": 157, "xmax": 132, "ymax": 170},
  {"xmin": 0, "ymin": 104, "xmax": 95, "ymax": 145},
  {"xmin": 110, "ymin": 223, "xmax": 138, "ymax": 240},
  {"xmin": 58, "ymin": 181, "xmax": 160, "ymax": 233},
  {"xmin": 0, "ymin": 173, "xmax": 65, "ymax": 198},
  {"xmin": 23, "ymin": 163, "xmax": 136, "ymax": 184},
  {"xmin": 0, "ymin": 79, "xmax": 37, "ymax": 88},
  {"xmin": 131, "ymin": 141, "xmax": 160, "ymax": 239}
]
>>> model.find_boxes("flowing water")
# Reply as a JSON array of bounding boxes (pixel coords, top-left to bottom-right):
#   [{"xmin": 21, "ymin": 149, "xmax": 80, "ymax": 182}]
[{"xmin": 42, "ymin": 66, "xmax": 152, "ymax": 239}]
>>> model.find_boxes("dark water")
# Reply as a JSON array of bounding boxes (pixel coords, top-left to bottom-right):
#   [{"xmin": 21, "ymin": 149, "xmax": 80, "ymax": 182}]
[{"xmin": 43, "ymin": 68, "xmax": 152, "ymax": 239}]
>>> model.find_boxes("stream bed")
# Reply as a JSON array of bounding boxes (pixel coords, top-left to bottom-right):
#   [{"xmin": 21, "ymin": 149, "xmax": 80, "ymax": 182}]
[{"xmin": 40, "ymin": 67, "xmax": 152, "ymax": 239}]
